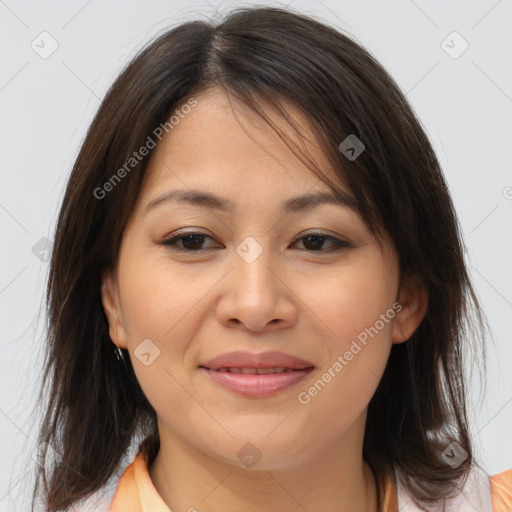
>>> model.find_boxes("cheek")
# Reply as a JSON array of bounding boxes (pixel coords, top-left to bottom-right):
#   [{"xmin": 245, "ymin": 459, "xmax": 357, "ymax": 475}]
[
  {"xmin": 116, "ymin": 257, "xmax": 198, "ymax": 427},
  {"xmin": 116, "ymin": 245, "xmax": 236, "ymax": 412},
  {"xmin": 295, "ymin": 256, "xmax": 398, "ymax": 352},
  {"xmin": 117, "ymin": 245, "xmax": 211, "ymax": 341},
  {"xmin": 292, "ymin": 256, "xmax": 397, "ymax": 414},
  {"xmin": 295, "ymin": 317, "xmax": 393, "ymax": 448},
  {"xmin": 115, "ymin": 250, "xmax": 200, "ymax": 394}
]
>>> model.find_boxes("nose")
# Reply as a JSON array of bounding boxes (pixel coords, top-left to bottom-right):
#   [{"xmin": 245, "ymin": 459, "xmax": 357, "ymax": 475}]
[{"xmin": 215, "ymin": 239, "xmax": 298, "ymax": 333}]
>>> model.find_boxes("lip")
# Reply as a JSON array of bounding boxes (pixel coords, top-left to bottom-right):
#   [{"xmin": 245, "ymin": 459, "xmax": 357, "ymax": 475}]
[
  {"xmin": 199, "ymin": 350, "xmax": 315, "ymax": 398},
  {"xmin": 200, "ymin": 350, "xmax": 314, "ymax": 370}
]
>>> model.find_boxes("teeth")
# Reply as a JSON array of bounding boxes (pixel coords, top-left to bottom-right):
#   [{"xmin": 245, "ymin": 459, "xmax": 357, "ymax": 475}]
[
  {"xmin": 257, "ymin": 367, "xmax": 287, "ymax": 374},
  {"xmin": 215, "ymin": 366, "xmax": 294, "ymax": 374}
]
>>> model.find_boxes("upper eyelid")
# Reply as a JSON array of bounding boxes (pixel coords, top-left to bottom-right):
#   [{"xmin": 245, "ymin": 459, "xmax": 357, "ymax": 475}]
[{"xmin": 163, "ymin": 229, "xmax": 344, "ymax": 241}]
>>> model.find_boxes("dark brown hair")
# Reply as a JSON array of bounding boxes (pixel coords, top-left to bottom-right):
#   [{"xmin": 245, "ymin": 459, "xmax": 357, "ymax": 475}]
[{"xmin": 30, "ymin": 6, "xmax": 486, "ymax": 511}]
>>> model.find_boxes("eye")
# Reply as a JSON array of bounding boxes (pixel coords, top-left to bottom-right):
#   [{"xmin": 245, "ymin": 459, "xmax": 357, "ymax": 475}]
[
  {"xmin": 159, "ymin": 230, "xmax": 351, "ymax": 254},
  {"xmin": 160, "ymin": 232, "xmax": 220, "ymax": 252},
  {"xmin": 291, "ymin": 232, "xmax": 352, "ymax": 252}
]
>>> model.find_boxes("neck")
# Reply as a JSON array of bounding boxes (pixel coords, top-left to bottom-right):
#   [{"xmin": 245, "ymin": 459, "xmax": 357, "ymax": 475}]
[{"xmin": 148, "ymin": 426, "xmax": 378, "ymax": 512}]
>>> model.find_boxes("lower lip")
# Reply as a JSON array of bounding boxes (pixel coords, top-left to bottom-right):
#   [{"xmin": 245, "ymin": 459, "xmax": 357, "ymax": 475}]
[{"xmin": 201, "ymin": 368, "xmax": 314, "ymax": 397}]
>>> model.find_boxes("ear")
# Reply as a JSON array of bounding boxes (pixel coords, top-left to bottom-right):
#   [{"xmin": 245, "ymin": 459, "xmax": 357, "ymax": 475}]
[
  {"xmin": 101, "ymin": 268, "xmax": 128, "ymax": 349},
  {"xmin": 391, "ymin": 274, "xmax": 429, "ymax": 344}
]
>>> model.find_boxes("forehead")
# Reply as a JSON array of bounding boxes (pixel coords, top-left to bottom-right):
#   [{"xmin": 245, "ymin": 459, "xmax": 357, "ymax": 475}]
[{"xmin": 139, "ymin": 87, "xmax": 345, "ymax": 199}]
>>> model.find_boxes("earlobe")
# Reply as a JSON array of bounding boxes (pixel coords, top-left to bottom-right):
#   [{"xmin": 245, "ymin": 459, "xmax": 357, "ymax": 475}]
[
  {"xmin": 391, "ymin": 275, "xmax": 429, "ymax": 344},
  {"xmin": 100, "ymin": 269, "xmax": 127, "ymax": 349}
]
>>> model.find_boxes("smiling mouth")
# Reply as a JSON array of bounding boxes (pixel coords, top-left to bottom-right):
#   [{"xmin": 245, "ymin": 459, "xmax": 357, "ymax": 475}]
[{"xmin": 198, "ymin": 365, "xmax": 315, "ymax": 397}]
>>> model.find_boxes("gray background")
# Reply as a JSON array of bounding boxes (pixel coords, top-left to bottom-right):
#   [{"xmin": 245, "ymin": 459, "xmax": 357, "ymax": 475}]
[{"xmin": 1, "ymin": 0, "xmax": 511, "ymax": 510}]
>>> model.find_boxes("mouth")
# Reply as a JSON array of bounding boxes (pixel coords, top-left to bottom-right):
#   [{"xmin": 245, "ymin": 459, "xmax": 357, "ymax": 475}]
[
  {"xmin": 199, "ymin": 351, "xmax": 315, "ymax": 397},
  {"xmin": 207, "ymin": 366, "xmax": 304, "ymax": 374}
]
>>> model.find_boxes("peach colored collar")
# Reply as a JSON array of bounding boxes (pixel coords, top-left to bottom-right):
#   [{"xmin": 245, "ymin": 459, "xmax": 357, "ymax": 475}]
[{"xmin": 110, "ymin": 452, "xmax": 171, "ymax": 512}]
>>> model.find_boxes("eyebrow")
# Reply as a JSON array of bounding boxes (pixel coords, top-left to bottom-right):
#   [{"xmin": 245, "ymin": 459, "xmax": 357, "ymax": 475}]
[{"xmin": 143, "ymin": 188, "xmax": 359, "ymax": 216}]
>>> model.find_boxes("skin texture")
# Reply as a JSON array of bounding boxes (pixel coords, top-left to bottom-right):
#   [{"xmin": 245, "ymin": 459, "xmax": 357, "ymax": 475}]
[{"xmin": 101, "ymin": 87, "xmax": 428, "ymax": 512}]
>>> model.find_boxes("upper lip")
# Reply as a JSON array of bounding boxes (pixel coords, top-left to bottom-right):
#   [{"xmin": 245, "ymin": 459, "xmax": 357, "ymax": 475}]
[{"xmin": 200, "ymin": 351, "xmax": 315, "ymax": 370}]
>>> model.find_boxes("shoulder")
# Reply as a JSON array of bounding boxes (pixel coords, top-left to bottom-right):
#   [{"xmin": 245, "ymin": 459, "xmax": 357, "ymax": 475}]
[
  {"xmin": 396, "ymin": 465, "xmax": 512, "ymax": 512},
  {"xmin": 490, "ymin": 468, "xmax": 512, "ymax": 512}
]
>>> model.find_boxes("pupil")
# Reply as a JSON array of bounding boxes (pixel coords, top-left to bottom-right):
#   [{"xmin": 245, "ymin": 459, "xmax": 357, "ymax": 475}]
[
  {"xmin": 183, "ymin": 234, "xmax": 204, "ymax": 250},
  {"xmin": 305, "ymin": 235, "xmax": 323, "ymax": 250}
]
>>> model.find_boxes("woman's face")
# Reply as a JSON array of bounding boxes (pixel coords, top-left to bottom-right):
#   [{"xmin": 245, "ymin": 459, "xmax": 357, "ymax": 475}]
[{"xmin": 102, "ymin": 87, "xmax": 426, "ymax": 470}]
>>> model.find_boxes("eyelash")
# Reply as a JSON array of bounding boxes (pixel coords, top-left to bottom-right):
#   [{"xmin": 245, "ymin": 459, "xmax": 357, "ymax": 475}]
[{"xmin": 159, "ymin": 230, "xmax": 352, "ymax": 254}]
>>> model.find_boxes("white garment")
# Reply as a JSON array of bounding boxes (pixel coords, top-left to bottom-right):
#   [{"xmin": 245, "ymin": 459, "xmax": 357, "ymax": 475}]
[
  {"xmin": 66, "ymin": 462, "xmax": 127, "ymax": 512},
  {"xmin": 396, "ymin": 466, "xmax": 494, "ymax": 512}
]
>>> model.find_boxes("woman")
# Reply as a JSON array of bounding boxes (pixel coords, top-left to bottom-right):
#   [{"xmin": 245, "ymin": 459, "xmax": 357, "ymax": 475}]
[{"xmin": 31, "ymin": 6, "xmax": 511, "ymax": 512}]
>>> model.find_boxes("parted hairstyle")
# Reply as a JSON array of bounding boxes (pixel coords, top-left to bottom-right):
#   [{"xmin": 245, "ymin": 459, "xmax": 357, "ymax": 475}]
[{"xmin": 31, "ymin": 6, "xmax": 486, "ymax": 512}]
